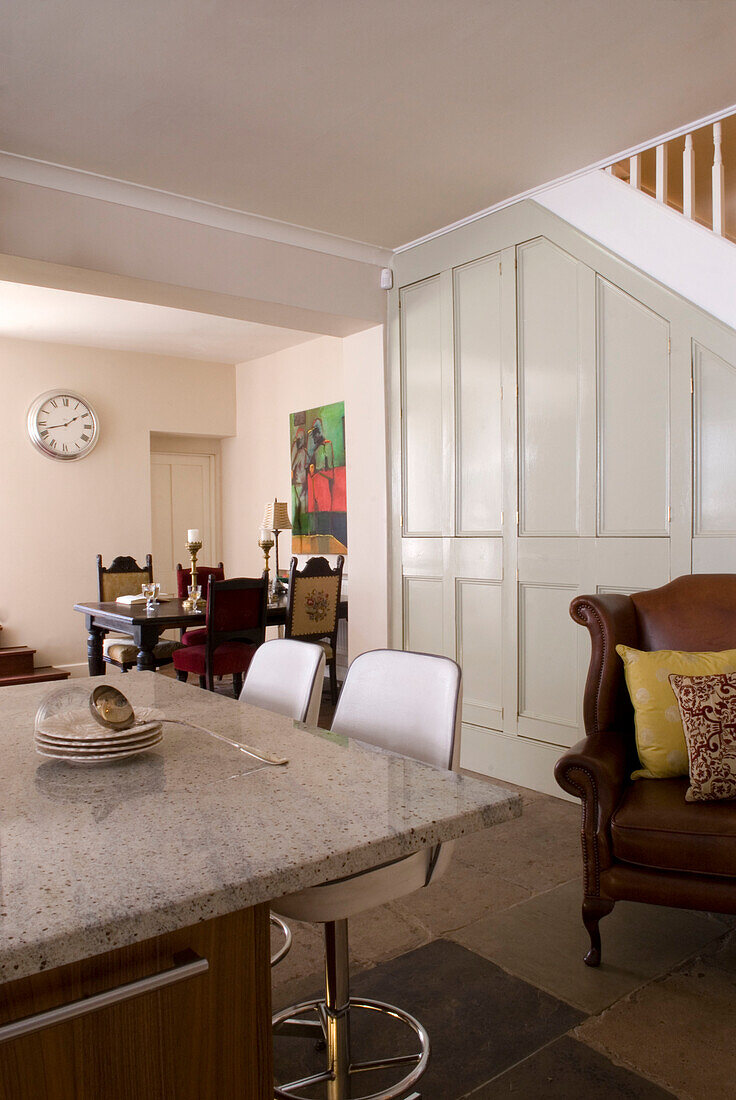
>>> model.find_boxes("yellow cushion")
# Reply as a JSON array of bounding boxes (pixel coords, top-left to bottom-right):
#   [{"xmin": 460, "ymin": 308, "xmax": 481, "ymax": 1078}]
[{"xmin": 617, "ymin": 644, "xmax": 736, "ymax": 779}]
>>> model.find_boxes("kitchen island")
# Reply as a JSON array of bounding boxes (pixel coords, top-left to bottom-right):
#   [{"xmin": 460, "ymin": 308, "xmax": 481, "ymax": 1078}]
[{"xmin": 0, "ymin": 672, "xmax": 520, "ymax": 1098}]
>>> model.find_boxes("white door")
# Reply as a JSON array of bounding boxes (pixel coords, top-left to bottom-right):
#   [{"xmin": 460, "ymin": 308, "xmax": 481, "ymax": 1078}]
[{"xmin": 150, "ymin": 452, "xmax": 217, "ymax": 596}]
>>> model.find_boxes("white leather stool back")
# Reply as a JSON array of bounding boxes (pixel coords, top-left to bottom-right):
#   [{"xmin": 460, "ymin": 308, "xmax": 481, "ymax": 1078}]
[
  {"xmin": 332, "ymin": 649, "xmax": 462, "ymax": 772},
  {"xmin": 239, "ymin": 638, "xmax": 325, "ymax": 726}
]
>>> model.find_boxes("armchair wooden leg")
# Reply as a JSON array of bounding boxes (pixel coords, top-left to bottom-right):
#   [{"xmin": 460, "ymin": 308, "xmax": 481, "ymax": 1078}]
[
  {"xmin": 175, "ymin": 670, "xmax": 188, "ymax": 683},
  {"xmin": 199, "ymin": 675, "xmax": 207, "ymax": 689},
  {"xmin": 582, "ymin": 896, "xmax": 615, "ymax": 967},
  {"xmin": 233, "ymin": 672, "xmax": 243, "ymax": 698},
  {"xmin": 329, "ymin": 658, "xmax": 338, "ymax": 705}
]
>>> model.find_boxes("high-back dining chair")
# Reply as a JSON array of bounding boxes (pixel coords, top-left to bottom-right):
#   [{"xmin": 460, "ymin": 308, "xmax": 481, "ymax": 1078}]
[
  {"xmin": 272, "ymin": 648, "xmax": 462, "ymax": 1100},
  {"xmin": 173, "ymin": 576, "xmax": 267, "ymax": 696},
  {"xmin": 175, "ymin": 561, "xmax": 225, "ymax": 646},
  {"xmin": 285, "ymin": 555, "xmax": 344, "ymax": 704},
  {"xmin": 96, "ymin": 554, "xmax": 180, "ymax": 672},
  {"xmin": 239, "ymin": 638, "xmax": 326, "ymax": 968}
]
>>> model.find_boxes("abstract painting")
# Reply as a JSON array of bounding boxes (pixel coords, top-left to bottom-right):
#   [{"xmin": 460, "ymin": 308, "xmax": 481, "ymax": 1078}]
[{"xmin": 290, "ymin": 400, "xmax": 347, "ymax": 555}]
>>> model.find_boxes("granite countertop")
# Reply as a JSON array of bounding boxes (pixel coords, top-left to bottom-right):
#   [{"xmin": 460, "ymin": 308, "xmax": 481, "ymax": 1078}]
[{"xmin": 0, "ymin": 672, "xmax": 521, "ymax": 982}]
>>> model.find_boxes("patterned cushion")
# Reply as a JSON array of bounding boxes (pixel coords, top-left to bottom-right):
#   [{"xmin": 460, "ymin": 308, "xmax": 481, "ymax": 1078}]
[{"xmin": 670, "ymin": 671, "xmax": 736, "ymax": 802}]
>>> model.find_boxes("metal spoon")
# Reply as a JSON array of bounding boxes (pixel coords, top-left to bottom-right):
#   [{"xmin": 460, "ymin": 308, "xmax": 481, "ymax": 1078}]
[{"xmin": 89, "ymin": 685, "xmax": 288, "ymax": 766}]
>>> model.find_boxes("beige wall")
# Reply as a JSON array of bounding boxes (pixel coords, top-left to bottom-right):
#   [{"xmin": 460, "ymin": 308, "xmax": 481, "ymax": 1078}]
[
  {"xmin": 221, "ymin": 328, "xmax": 388, "ymax": 661},
  {"xmin": 343, "ymin": 326, "xmax": 389, "ymax": 658},
  {"xmin": 221, "ymin": 336, "xmax": 344, "ymax": 577},
  {"xmin": 0, "ymin": 337, "xmax": 235, "ymax": 670}
]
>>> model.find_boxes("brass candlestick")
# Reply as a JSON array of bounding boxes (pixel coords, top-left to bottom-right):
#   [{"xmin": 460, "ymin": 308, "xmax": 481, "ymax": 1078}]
[
  {"xmin": 183, "ymin": 539, "xmax": 204, "ymax": 611},
  {"xmin": 258, "ymin": 528, "xmax": 274, "ymax": 594}
]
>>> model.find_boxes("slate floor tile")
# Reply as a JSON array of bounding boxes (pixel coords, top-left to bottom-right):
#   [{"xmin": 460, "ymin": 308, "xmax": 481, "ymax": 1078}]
[
  {"xmin": 453, "ymin": 878, "xmax": 732, "ymax": 1014},
  {"xmin": 273, "ymin": 939, "xmax": 583, "ymax": 1100},
  {"xmin": 464, "ymin": 1036, "xmax": 675, "ymax": 1098}
]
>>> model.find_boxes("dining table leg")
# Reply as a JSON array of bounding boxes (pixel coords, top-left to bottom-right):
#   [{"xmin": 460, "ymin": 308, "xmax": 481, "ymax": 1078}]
[
  {"xmin": 86, "ymin": 621, "xmax": 105, "ymax": 676},
  {"xmin": 133, "ymin": 624, "xmax": 159, "ymax": 673}
]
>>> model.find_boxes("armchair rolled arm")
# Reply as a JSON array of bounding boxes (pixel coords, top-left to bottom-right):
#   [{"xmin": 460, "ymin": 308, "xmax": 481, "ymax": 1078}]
[
  {"xmin": 555, "ymin": 732, "xmax": 629, "ymax": 893},
  {"xmin": 570, "ymin": 594, "xmax": 638, "ymax": 735}
]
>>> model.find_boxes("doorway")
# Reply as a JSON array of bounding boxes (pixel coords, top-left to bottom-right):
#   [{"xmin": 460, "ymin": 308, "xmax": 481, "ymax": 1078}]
[{"xmin": 150, "ymin": 450, "xmax": 218, "ymax": 596}]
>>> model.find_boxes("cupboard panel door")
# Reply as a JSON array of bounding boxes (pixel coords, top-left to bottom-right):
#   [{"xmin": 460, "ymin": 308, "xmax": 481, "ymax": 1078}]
[
  {"xmin": 517, "ymin": 580, "xmax": 579, "ymax": 746},
  {"xmin": 693, "ymin": 341, "xmax": 736, "ymax": 535},
  {"xmin": 518, "ymin": 239, "xmax": 586, "ymax": 536},
  {"xmin": 597, "ymin": 277, "xmax": 670, "ymax": 536},
  {"xmin": 451, "ymin": 537, "xmax": 504, "ymax": 730},
  {"xmin": 456, "ymin": 579, "xmax": 503, "ymax": 730},
  {"xmin": 400, "ymin": 276, "xmax": 447, "ymax": 536},
  {"xmin": 453, "ymin": 254, "xmax": 503, "ymax": 535},
  {"xmin": 402, "ymin": 576, "xmax": 445, "ymax": 657}
]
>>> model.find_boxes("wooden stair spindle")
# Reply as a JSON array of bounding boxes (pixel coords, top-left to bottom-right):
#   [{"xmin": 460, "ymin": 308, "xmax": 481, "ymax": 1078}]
[
  {"xmin": 683, "ymin": 133, "xmax": 695, "ymax": 220},
  {"xmin": 713, "ymin": 121, "xmax": 725, "ymax": 236},
  {"xmin": 655, "ymin": 143, "xmax": 668, "ymax": 204}
]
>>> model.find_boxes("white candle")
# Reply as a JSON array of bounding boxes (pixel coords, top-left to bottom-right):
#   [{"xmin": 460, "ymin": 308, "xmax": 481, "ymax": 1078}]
[{"xmin": 187, "ymin": 529, "xmax": 201, "ymax": 542}]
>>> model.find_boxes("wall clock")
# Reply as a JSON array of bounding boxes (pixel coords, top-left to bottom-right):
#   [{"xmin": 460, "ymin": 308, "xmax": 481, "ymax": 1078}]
[{"xmin": 27, "ymin": 390, "xmax": 100, "ymax": 461}]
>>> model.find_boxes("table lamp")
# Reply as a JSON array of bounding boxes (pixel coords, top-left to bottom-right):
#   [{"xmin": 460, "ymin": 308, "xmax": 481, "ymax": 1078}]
[{"xmin": 262, "ymin": 499, "xmax": 291, "ymax": 597}]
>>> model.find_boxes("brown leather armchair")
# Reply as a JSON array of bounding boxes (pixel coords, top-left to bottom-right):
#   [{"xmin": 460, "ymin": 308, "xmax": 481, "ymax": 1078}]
[{"xmin": 555, "ymin": 574, "xmax": 736, "ymax": 966}]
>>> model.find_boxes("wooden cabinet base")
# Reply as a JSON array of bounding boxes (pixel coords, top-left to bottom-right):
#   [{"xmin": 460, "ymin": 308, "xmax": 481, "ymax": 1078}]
[{"xmin": 0, "ymin": 904, "xmax": 272, "ymax": 1099}]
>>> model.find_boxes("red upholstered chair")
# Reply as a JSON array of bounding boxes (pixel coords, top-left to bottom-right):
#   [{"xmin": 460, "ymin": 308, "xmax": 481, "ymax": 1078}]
[
  {"xmin": 176, "ymin": 561, "xmax": 225, "ymax": 647},
  {"xmin": 173, "ymin": 576, "xmax": 267, "ymax": 696}
]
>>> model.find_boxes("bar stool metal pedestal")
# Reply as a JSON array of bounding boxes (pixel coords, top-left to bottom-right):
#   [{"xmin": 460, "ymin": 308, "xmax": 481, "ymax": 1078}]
[{"xmin": 273, "ymin": 919, "xmax": 426, "ymax": 1100}]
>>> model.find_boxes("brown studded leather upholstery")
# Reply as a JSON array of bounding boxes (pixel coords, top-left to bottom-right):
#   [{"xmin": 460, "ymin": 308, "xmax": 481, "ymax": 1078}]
[{"xmin": 555, "ymin": 574, "xmax": 736, "ymax": 965}]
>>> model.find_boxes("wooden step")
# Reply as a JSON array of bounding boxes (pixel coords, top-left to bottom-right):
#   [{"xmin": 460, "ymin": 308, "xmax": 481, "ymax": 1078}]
[
  {"xmin": 0, "ymin": 665, "xmax": 70, "ymax": 687},
  {"xmin": 0, "ymin": 647, "xmax": 36, "ymax": 676}
]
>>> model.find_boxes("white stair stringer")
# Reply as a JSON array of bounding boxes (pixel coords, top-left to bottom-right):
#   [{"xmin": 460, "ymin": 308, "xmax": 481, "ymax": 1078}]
[{"xmin": 535, "ymin": 170, "xmax": 736, "ymax": 331}]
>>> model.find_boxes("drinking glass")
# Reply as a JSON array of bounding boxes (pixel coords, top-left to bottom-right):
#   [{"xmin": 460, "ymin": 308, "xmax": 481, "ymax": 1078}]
[
  {"xmin": 142, "ymin": 582, "xmax": 160, "ymax": 611},
  {"xmin": 188, "ymin": 584, "xmax": 202, "ymax": 608}
]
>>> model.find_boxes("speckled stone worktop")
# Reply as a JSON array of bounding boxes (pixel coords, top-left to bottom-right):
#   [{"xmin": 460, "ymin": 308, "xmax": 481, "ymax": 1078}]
[{"xmin": 0, "ymin": 672, "xmax": 520, "ymax": 982}]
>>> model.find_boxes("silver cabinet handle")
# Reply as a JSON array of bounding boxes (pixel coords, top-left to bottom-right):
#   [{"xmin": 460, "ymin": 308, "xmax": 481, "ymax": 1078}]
[{"xmin": 0, "ymin": 950, "xmax": 208, "ymax": 1043}]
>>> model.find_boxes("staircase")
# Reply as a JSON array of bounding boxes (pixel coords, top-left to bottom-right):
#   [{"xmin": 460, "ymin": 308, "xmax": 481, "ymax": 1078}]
[
  {"xmin": 605, "ymin": 111, "xmax": 736, "ymax": 244},
  {"xmin": 0, "ymin": 645, "xmax": 70, "ymax": 686}
]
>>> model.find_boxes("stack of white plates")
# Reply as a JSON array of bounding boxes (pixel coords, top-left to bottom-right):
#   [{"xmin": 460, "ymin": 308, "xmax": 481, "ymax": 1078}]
[{"xmin": 34, "ymin": 707, "xmax": 163, "ymax": 764}]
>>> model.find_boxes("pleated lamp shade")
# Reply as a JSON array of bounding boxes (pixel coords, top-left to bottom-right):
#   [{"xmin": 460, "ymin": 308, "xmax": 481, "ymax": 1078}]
[{"xmin": 262, "ymin": 499, "xmax": 291, "ymax": 531}]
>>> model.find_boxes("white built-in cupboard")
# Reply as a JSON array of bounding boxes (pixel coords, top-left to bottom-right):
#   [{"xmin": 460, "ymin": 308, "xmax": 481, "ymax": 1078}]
[{"xmin": 388, "ymin": 201, "xmax": 736, "ymax": 794}]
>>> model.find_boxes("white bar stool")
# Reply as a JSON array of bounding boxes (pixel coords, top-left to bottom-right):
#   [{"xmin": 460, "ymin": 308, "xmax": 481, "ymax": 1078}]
[
  {"xmin": 239, "ymin": 638, "xmax": 326, "ymax": 967},
  {"xmin": 272, "ymin": 648, "xmax": 462, "ymax": 1100}
]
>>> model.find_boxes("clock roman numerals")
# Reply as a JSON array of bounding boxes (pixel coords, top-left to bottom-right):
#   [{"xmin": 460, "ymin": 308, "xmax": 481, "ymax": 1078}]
[{"xmin": 30, "ymin": 392, "xmax": 98, "ymax": 459}]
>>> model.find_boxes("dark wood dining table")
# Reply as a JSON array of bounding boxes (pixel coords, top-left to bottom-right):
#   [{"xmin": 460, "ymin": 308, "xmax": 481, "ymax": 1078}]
[{"xmin": 73, "ymin": 595, "xmax": 348, "ymax": 675}]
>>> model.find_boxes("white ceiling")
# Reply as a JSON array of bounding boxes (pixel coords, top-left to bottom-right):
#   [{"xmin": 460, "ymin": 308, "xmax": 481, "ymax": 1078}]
[
  {"xmin": 0, "ymin": 282, "xmax": 318, "ymax": 362},
  {"xmin": 3, "ymin": 1, "xmax": 736, "ymax": 248}
]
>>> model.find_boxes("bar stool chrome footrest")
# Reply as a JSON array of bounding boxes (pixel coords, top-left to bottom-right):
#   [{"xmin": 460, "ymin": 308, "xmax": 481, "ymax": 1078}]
[
  {"xmin": 273, "ymin": 995, "xmax": 429, "ymax": 1100},
  {"xmin": 270, "ymin": 913, "xmax": 293, "ymax": 967}
]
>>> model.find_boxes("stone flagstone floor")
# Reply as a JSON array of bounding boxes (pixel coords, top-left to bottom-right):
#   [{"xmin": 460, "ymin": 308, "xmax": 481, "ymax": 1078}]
[
  {"xmin": 271, "ymin": 776, "xmax": 736, "ymax": 1099},
  {"xmin": 171, "ymin": 670, "xmax": 735, "ymax": 1097}
]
